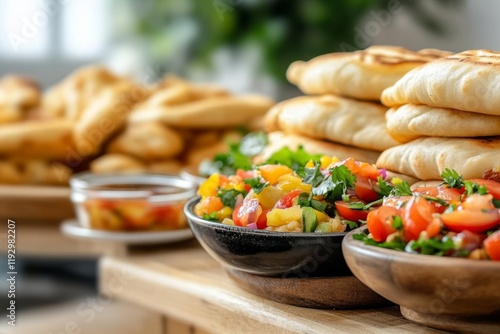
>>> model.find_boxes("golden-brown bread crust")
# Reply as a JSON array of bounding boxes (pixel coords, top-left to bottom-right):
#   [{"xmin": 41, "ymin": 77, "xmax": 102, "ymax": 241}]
[
  {"xmin": 73, "ymin": 80, "xmax": 148, "ymax": 156},
  {"xmin": 185, "ymin": 131, "xmax": 244, "ymax": 169},
  {"xmin": 287, "ymin": 46, "xmax": 451, "ymax": 100},
  {"xmin": 0, "ymin": 159, "xmax": 71, "ymax": 185},
  {"xmin": 107, "ymin": 122, "xmax": 184, "ymax": 161},
  {"xmin": 90, "ymin": 154, "xmax": 147, "ymax": 173},
  {"xmin": 381, "ymin": 49, "xmax": 500, "ymax": 115},
  {"xmin": 130, "ymin": 94, "xmax": 274, "ymax": 128},
  {"xmin": 42, "ymin": 66, "xmax": 124, "ymax": 120},
  {"xmin": 254, "ymin": 132, "xmax": 381, "ymax": 164},
  {"xmin": 264, "ymin": 95, "xmax": 398, "ymax": 151},
  {"xmin": 0, "ymin": 75, "xmax": 41, "ymax": 124},
  {"xmin": 376, "ymin": 136, "xmax": 500, "ymax": 180},
  {"xmin": 386, "ymin": 104, "xmax": 500, "ymax": 143},
  {"xmin": 0, "ymin": 120, "xmax": 74, "ymax": 159}
]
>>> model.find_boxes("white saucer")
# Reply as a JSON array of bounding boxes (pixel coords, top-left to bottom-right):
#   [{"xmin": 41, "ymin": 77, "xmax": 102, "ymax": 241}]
[{"xmin": 61, "ymin": 219, "xmax": 193, "ymax": 245}]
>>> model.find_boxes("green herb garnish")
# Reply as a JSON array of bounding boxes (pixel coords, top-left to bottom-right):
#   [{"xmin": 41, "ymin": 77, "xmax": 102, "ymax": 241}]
[
  {"xmin": 243, "ymin": 177, "xmax": 268, "ymax": 194},
  {"xmin": 441, "ymin": 168, "xmax": 464, "ymax": 189}
]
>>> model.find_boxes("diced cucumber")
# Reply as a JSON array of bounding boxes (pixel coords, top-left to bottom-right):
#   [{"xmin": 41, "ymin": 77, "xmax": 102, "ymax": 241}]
[
  {"xmin": 302, "ymin": 207, "xmax": 318, "ymax": 232},
  {"xmin": 315, "ymin": 222, "xmax": 333, "ymax": 233}
]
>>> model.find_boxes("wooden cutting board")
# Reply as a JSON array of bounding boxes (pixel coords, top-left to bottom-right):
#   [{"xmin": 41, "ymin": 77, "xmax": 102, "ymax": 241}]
[{"xmin": 0, "ymin": 185, "xmax": 74, "ymax": 222}]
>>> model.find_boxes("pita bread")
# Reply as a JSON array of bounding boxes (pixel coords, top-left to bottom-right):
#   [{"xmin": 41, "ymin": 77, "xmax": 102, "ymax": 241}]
[
  {"xmin": 254, "ymin": 132, "xmax": 380, "ymax": 164},
  {"xmin": 386, "ymin": 104, "xmax": 500, "ymax": 143},
  {"xmin": 73, "ymin": 80, "xmax": 147, "ymax": 156},
  {"xmin": 0, "ymin": 120, "xmax": 73, "ymax": 159},
  {"xmin": 107, "ymin": 122, "xmax": 184, "ymax": 161},
  {"xmin": 129, "ymin": 94, "xmax": 274, "ymax": 128},
  {"xmin": 264, "ymin": 95, "xmax": 398, "ymax": 151},
  {"xmin": 381, "ymin": 50, "xmax": 500, "ymax": 115},
  {"xmin": 287, "ymin": 46, "xmax": 451, "ymax": 100},
  {"xmin": 185, "ymin": 131, "xmax": 244, "ymax": 168},
  {"xmin": 376, "ymin": 136, "xmax": 500, "ymax": 180}
]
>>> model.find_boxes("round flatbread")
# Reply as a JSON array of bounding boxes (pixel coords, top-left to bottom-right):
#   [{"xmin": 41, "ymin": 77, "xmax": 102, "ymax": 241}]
[
  {"xmin": 287, "ymin": 46, "xmax": 451, "ymax": 100},
  {"xmin": 386, "ymin": 104, "xmax": 500, "ymax": 143},
  {"xmin": 254, "ymin": 132, "xmax": 381, "ymax": 164},
  {"xmin": 381, "ymin": 49, "xmax": 500, "ymax": 115},
  {"xmin": 264, "ymin": 95, "xmax": 398, "ymax": 151},
  {"xmin": 376, "ymin": 136, "xmax": 500, "ymax": 180}
]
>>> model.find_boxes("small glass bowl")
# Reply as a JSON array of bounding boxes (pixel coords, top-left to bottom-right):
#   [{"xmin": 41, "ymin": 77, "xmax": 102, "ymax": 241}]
[{"xmin": 70, "ymin": 173, "xmax": 196, "ymax": 232}]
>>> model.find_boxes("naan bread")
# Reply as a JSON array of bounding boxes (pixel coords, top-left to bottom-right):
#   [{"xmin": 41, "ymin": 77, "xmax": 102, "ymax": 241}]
[
  {"xmin": 264, "ymin": 95, "xmax": 398, "ymax": 151},
  {"xmin": 376, "ymin": 137, "xmax": 500, "ymax": 180},
  {"xmin": 107, "ymin": 122, "xmax": 184, "ymax": 161},
  {"xmin": 254, "ymin": 132, "xmax": 380, "ymax": 164},
  {"xmin": 287, "ymin": 46, "xmax": 451, "ymax": 100},
  {"xmin": 386, "ymin": 104, "xmax": 500, "ymax": 143},
  {"xmin": 382, "ymin": 50, "xmax": 500, "ymax": 115},
  {"xmin": 129, "ymin": 94, "xmax": 274, "ymax": 128},
  {"xmin": 0, "ymin": 120, "xmax": 73, "ymax": 159}
]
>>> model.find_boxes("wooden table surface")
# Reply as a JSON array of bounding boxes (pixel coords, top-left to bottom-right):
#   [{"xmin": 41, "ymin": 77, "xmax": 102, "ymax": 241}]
[{"xmin": 99, "ymin": 242, "xmax": 449, "ymax": 334}]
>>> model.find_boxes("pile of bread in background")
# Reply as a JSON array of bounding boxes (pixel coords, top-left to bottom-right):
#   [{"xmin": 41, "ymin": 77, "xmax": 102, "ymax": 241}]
[
  {"xmin": 264, "ymin": 46, "xmax": 500, "ymax": 181},
  {"xmin": 3, "ymin": 45, "xmax": 500, "ymax": 187},
  {"xmin": 0, "ymin": 67, "xmax": 273, "ymax": 185}
]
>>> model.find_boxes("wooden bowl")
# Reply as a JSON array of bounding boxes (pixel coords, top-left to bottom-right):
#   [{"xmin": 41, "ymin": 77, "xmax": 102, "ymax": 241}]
[
  {"xmin": 185, "ymin": 197, "xmax": 350, "ymax": 277},
  {"xmin": 225, "ymin": 268, "xmax": 390, "ymax": 309},
  {"xmin": 342, "ymin": 227, "xmax": 500, "ymax": 334}
]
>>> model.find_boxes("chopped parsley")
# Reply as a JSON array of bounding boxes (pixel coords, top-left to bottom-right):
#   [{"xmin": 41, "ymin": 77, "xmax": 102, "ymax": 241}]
[
  {"xmin": 217, "ymin": 188, "xmax": 247, "ymax": 208},
  {"xmin": 441, "ymin": 168, "xmax": 464, "ymax": 189},
  {"xmin": 303, "ymin": 163, "xmax": 324, "ymax": 187},
  {"xmin": 297, "ymin": 192, "xmax": 327, "ymax": 212},
  {"xmin": 312, "ymin": 165, "xmax": 356, "ymax": 202},
  {"xmin": 265, "ymin": 146, "xmax": 322, "ymax": 173},
  {"xmin": 243, "ymin": 177, "xmax": 268, "ymax": 194}
]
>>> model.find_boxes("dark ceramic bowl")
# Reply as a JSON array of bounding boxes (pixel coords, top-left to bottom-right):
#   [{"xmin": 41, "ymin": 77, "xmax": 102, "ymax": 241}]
[
  {"xmin": 343, "ymin": 226, "xmax": 500, "ymax": 333},
  {"xmin": 184, "ymin": 197, "xmax": 351, "ymax": 278}
]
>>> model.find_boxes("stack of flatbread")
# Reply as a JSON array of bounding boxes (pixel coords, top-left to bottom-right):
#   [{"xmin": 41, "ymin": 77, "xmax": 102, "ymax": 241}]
[
  {"xmin": 378, "ymin": 50, "xmax": 500, "ymax": 180},
  {"xmin": 0, "ymin": 67, "xmax": 274, "ymax": 185},
  {"xmin": 264, "ymin": 46, "xmax": 451, "ymax": 162}
]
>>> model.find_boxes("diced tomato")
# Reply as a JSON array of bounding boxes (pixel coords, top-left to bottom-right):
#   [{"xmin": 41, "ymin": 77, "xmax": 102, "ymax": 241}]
[
  {"xmin": 204, "ymin": 196, "xmax": 224, "ymax": 214},
  {"xmin": 366, "ymin": 206, "xmax": 400, "ymax": 242},
  {"xmin": 484, "ymin": 231, "xmax": 500, "ymax": 261},
  {"xmin": 354, "ymin": 175, "xmax": 380, "ymax": 202},
  {"xmin": 356, "ymin": 162, "xmax": 381, "ymax": 180},
  {"xmin": 236, "ymin": 169, "xmax": 256, "ymax": 180},
  {"xmin": 403, "ymin": 196, "xmax": 438, "ymax": 241},
  {"xmin": 383, "ymin": 196, "xmax": 412, "ymax": 208},
  {"xmin": 256, "ymin": 209, "xmax": 270, "ymax": 229},
  {"xmin": 337, "ymin": 157, "xmax": 359, "ymax": 174},
  {"xmin": 469, "ymin": 179, "xmax": 500, "ymax": 200},
  {"xmin": 274, "ymin": 190, "xmax": 302, "ymax": 209},
  {"xmin": 232, "ymin": 198, "xmax": 262, "ymax": 226},
  {"xmin": 335, "ymin": 201, "xmax": 369, "ymax": 221},
  {"xmin": 441, "ymin": 209, "xmax": 500, "ymax": 233},
  {"xmin": 426, "ymin": 216, "xmax": 442, "ymax": 238},
  {"xmin": 437, "ymin": 185, "xmax": 463, "ymax": 202},
  {"xmin": 412, "ymin": 186, "xmax": 439, "ymax": 197}
]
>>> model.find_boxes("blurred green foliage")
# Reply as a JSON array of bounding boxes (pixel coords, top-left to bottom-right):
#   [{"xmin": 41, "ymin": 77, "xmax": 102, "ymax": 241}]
[{"xmin": 121, "ymin": 0, "xmax": 461, "ymax": 82}]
